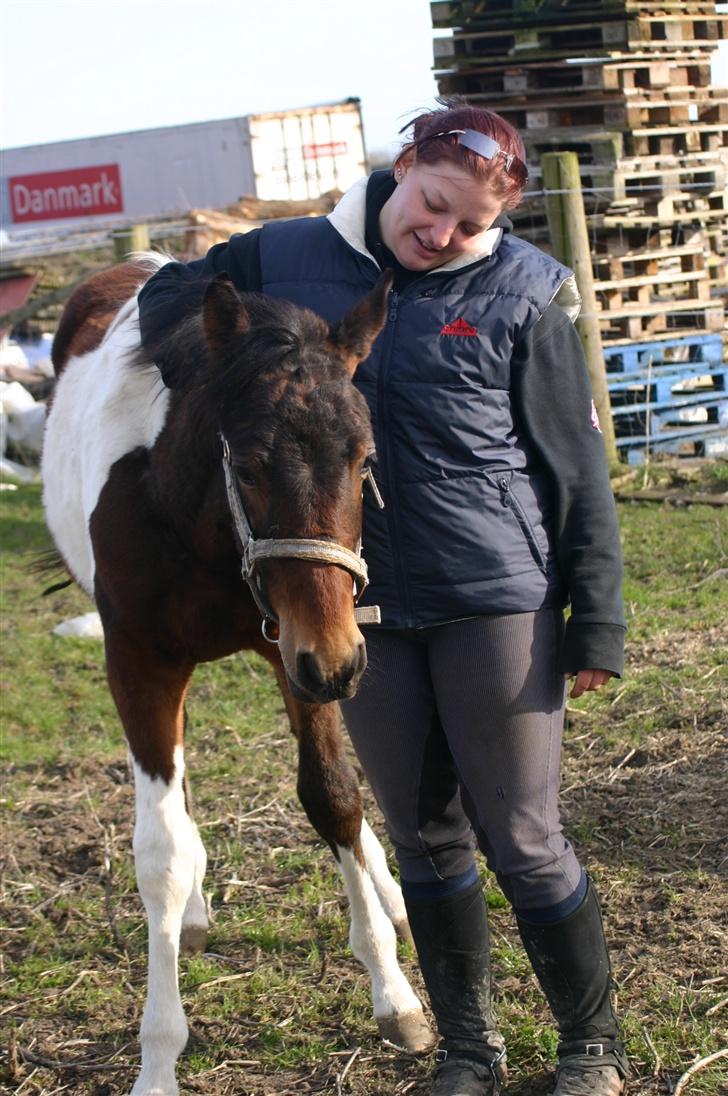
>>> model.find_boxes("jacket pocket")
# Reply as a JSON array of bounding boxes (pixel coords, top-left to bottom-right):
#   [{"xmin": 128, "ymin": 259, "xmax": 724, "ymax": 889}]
[{"xmin": 497, "ymin": 475, "xmax": 549, "ymax": 574}]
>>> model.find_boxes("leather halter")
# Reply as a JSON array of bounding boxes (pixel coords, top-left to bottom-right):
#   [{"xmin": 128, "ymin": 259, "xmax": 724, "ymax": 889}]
[{"xmin": 221, "ymin": 434, "xmax": 382, "ymax": 642}]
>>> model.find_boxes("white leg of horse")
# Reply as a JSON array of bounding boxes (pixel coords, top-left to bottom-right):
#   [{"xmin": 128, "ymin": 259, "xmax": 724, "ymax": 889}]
[
  {"xmin": 180, "ymin": 823, "xmax": 209, "ymax": 955},
  {"xmin": 359, "ymin": 818, "xmax": 415, "ymax": 947},
  {"xmin": 131, "ymin": 748, "xmax": 195, "ymax": 1096},
  {"xmin": 337, "ymin": 846, "xmax": 435, "ymax": 1053}
]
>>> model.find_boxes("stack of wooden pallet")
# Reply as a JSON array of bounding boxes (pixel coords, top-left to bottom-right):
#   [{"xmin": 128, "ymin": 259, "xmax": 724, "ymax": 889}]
[
  {"xmin": 432, "ymin": 0, "xmax": 727, "ymax": 457},
  {"xmin": 432, "ymin": 1, "xmax": 726, "ymax": 338}
]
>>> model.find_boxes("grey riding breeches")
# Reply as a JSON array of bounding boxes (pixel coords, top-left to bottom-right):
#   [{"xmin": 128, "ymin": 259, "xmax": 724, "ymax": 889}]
[{"xmin": 340, "ymin": 608, "xmax": 584, "ymax": 913}]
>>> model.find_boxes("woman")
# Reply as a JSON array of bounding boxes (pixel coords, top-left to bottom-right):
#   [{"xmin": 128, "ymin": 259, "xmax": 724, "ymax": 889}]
[{"xmin": 138, "ymin": 100, "xmax": 628, "ymax": 1096}]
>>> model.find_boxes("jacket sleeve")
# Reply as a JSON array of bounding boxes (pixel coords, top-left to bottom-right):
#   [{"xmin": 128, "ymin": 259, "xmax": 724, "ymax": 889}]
[
  {"xmin": 137, "ymin": 229, "xmax": 262, "ymax": 356},
  {"xmin": 513, "ymin": 303, "xmax": 625, "ymax": 677}
]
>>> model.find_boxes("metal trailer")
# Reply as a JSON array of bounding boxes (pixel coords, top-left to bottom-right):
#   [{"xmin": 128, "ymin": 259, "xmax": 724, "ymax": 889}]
[{"xmin": 0, "ymin": 99, "xmax": 367, "ymax": 239}]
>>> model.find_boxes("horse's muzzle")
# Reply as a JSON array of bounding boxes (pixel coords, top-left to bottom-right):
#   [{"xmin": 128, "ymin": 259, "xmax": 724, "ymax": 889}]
[{"xmin": 288, "ymin": 642, "xmax": 367, "ymax": 704}]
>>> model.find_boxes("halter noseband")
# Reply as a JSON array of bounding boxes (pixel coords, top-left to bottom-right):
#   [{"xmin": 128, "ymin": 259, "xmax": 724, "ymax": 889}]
[{"xmin": 221, "ymin": 434, "xmax": 382, "ymax": 643}]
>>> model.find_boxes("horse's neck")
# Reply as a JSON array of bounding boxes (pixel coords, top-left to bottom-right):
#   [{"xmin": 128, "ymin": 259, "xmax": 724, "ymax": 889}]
[{"xmin": 149, "ymin": 402, "xmax": 234, "ymax": 563}]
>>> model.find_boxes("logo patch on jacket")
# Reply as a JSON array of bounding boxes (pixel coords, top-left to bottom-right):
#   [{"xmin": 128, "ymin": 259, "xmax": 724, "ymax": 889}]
[{"xmin": 441, "ymin": 317, "xmax": 478, "ymax": 336}]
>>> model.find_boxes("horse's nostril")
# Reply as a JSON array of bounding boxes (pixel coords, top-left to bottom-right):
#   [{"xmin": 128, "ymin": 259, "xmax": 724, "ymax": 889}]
[{"xmin": 297, "ymin": 651, "xmax": 324, "ymax": 693}]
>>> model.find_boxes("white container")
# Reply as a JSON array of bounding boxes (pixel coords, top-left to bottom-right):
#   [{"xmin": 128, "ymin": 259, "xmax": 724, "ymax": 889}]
[{"xmin": 1, "ymin": 99, "xmax": 367, "ymax": 238}]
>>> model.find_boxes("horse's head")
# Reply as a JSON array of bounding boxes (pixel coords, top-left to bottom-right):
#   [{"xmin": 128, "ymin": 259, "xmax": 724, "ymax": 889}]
[{"xmin": 202, "ymin": 273, "xmax": 392, "ymax": 703}]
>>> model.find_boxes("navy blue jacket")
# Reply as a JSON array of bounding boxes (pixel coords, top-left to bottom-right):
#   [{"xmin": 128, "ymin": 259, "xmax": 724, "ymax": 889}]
[
  {"xmin": 138, "ymin": 175, "xmax": 625, "ymax": 674},
  {"xmin": 259, "ymin": 214, "xmax": 569, "ymax": 627}
]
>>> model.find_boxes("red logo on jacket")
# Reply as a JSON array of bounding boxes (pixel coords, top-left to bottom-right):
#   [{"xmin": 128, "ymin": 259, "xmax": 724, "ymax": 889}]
[{"xmin": 440, "ymin": 317, "xmax": 478, "ymax": 336}]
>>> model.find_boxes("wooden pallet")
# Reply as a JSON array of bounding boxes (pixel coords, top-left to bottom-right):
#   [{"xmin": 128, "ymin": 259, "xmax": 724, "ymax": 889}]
[
  {"xmin": 604, "ymin": 188, "xmax": 728, "ymax": 221},
  {"xmin": 492, "ymin": 91, "xmax": 728, "ymax": 132},
  {"xmin": 434, "ymin": 16, "xmax": 728, "ymax": 66},
  {"xmin": 431, "ymin": 1, "xmax": 721, "ymax": 29},
  {"xmin": 595, "ymin": 271, "xmax": 712, "ymax": 314},
  {"xmin": 521, "ymin": 122, "xmax": 728, "ymax": 162},
  {"xmin": 606, "ymin": 154, "xmax": 728, "ymax": 203},
  {"xmin": 522, "ymin": 150, "xmax": 728, "ymax": 204},
  {"xmin": 593, "ymin": 243, "xmax": 707, "ymax": 283},
  {"xmin": 437, "ymin": 57, "xmax": 714, "ymax": 99},
  {"xmin": 597, "ymin": 298, "xmax": 725, "ymax": 342},
  {"xmin": 594, "ymin": 189, "xmax": 727, "ymax": 226}
]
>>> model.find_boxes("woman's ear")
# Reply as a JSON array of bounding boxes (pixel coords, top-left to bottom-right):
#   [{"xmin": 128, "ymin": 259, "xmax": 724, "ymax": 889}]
[{"xmin": 394, "ymin": 149, "xmax": 415, "ymax": 182}]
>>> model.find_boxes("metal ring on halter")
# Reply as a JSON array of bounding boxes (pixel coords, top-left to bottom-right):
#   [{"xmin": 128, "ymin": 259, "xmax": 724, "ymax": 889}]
[{"xmin": 261, "ymin": 618, "xmax": 279, "ymax": 644}]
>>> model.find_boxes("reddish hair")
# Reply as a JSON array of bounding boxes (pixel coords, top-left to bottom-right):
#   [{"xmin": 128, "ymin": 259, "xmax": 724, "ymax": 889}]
[{"xmin": 397, "ymin": 98, "xmax": 528, "ymax": 211}]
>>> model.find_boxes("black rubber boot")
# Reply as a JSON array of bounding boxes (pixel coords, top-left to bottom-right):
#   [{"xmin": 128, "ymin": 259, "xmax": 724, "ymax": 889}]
[
  {"xmin": 516, "ymin": 878, "xmax": 629, "ymax": 1095},
  {"xmin": 404, "ymin": 880, "xmax": 507, "ymax": 1096}
]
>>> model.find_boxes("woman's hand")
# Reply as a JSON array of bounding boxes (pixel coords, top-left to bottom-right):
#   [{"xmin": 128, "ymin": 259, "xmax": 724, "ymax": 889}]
[{"xmin": 566, "ymin": 669, "xmax": 613, "ymax": 699}]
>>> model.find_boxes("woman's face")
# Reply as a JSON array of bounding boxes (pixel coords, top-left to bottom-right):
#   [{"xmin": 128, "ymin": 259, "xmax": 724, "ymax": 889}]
[{"xmin": 379, "ymin": 154, "xmax": 506, "ymax": 272}]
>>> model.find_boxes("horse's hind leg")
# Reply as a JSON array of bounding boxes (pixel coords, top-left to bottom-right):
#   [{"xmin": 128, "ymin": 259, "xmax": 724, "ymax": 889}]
[
  {"xmin": 276, "ymin": 677, "xmax": 435, "ymax": 1054},
  {"xmin": 105, "ymin": 627, "xmax": 196, "ymax": 1096},
  {"xmin": 180, "ymin": 767, "xmax": 210, "ymax": 955},
  {"xmin": 359, "ymin": 817, "xmax": 415, "ymax": 948}
]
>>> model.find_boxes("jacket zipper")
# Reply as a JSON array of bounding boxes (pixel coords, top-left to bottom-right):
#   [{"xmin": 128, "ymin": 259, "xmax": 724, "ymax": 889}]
[
  {"xmin": 498, "ymin": 476, "xmax": 549, "ymax": 574},
  {"xmin": 377, "ymin": 289, "xmax": 414, "ymax": 626}
]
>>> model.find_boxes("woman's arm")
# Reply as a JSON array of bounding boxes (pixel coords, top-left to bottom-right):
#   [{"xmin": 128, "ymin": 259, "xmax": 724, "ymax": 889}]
[
  {"xmin": 513, "ymin": 303, "xmax": 625, "ymax": 679},
  {"xmin": 137, "ymin": 230, "xmax": 263, "ymax": 357}
]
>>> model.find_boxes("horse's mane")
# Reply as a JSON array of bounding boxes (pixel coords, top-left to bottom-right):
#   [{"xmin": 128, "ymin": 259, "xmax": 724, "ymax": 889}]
[{"xmin": 139, "ymin": 279, "xmax": 331, "ymax": 395}]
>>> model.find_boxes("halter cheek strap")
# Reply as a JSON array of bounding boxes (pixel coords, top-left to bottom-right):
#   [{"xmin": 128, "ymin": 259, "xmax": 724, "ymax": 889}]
[{"xmin": 221, "ymin": 434, "xmax": 382, "ymax": 642}]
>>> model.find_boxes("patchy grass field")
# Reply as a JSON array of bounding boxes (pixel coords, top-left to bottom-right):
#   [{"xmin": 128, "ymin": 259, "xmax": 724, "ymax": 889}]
[{"xmin": 1, "ymin": 482, "xmax": 726, "ymax": 1096}]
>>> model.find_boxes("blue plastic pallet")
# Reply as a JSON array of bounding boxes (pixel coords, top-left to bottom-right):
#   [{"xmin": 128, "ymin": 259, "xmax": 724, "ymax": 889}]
[
  {"xmin": 604, "ymin": 332, "xmax": 727, "ymax": 461},
  {"xmin": 603, "ymin": 333, "xmax": 724, "ymax": 376}
]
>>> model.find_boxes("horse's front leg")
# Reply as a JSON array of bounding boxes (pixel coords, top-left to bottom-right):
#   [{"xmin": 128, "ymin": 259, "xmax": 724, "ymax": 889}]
[
  {"xmin": 274, "ymin": 671, "xmax": 434, "ymax": 1054},
  {"xmin": 106, "ymin": 627, "xmax": 196, "ymax": 1096}
]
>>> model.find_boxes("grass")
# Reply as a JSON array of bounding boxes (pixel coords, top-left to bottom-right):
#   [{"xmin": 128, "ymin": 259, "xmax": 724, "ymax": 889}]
[{"xmin": 1, "ymin": 479, "xmax": 727, "ymax": 1094}]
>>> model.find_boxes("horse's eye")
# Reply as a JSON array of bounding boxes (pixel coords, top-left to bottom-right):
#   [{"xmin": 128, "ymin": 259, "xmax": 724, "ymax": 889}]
[
  {"xmin": 360, "ymin": 452, "xmax": 376, "ymax": 477},
  {"xmin": 236, "ymin": 469, "xmax": 256, "ymax": 488}
]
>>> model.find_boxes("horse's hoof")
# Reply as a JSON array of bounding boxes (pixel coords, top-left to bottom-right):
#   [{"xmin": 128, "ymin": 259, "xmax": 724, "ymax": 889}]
[
  {"xmin": 394, "ymin": 917, "xmax": 415, "ymax": 948},
  {"xmin": 180, "ymin": 923, "xmax": 208, "ymax": 955},
  {"xmin": 378, "ymin": 1009, "xmax": 437, "ymax": 1054}
]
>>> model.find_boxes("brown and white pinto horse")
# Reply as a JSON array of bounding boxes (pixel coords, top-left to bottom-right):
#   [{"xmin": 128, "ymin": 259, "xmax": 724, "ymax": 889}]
[{"xmin": 42, "ymin": 255, "xmax": 433, "ymax": 1096}]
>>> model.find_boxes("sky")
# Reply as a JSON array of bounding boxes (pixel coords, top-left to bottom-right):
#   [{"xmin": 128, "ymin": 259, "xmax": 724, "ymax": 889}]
[
  {"xmin": 1, "ymin": 0, "xmax": 726, "ymax": 158},
  {"xmin": 1, "ymin": 0, "xmax": 444, "ymax": 158}
]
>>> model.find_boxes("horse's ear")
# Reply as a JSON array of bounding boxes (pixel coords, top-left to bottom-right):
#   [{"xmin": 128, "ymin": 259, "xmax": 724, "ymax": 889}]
[
  {"xmin": 329, "ymin": 270, "xmax": 393, "ymax": 375},
  {"xmin": 202, "ymin": 274, "xmax": 250, "ymax": 354}
]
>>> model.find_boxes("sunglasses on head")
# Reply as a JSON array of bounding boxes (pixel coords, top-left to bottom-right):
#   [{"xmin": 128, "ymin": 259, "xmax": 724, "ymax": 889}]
[{"xmin": 414, "ymin": 128, "xmax": 529, "ymax": 186}]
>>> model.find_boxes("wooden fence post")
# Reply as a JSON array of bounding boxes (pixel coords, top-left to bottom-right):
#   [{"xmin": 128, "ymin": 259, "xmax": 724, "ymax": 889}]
[
  {"xmin": 112, "ymin": 224, "xmax": 150, "ymax": 262},
  {"xmin": 540, "ymin": 151, "xmax": 618, "ymax": 464}
]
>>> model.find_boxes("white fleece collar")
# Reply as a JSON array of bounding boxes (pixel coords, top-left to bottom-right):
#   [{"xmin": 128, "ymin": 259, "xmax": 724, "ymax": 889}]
[{"xmin": 327, "ymin": 175, "xmax": 503, "ymax": 276}]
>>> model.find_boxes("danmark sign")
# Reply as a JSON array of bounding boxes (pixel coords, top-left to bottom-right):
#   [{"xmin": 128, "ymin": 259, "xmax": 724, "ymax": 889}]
[{"xmin": 9, "ymin": 164, "xmax": 124, "ymax": 223}]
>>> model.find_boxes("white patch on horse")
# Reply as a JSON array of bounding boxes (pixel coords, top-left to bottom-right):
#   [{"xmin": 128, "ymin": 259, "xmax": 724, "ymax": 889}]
[
  {"xmin": 336, "ymin": 845, "xmax": 423, "ymax": 1026},
  {"xmin": 42, "ymin": 297, "xmax": 170, "ymax": 596},
  {"xmin": 131, "ymin": 746, "xmax": 196, "ymax": 1096}
]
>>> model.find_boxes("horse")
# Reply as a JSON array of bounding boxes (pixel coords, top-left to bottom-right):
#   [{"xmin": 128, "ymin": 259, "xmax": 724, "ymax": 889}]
[{"xmin": 41, "ymin": 254, "xmax": 434, "ymax": 1096}]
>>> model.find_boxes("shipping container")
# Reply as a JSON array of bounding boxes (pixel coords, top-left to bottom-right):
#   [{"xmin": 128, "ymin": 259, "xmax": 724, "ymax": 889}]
[{"xmin": 0, "ymin": 99, "xmax": 367, "ymax": 239}]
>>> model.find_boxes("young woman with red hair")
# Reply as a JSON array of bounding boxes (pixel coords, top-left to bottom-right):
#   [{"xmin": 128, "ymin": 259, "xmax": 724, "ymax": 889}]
[{"xmin": 139, "ymin": 99, "xmax": 627, "ymax": 1096}]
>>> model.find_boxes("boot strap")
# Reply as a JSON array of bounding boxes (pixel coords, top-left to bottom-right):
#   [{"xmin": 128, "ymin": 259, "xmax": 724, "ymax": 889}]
[
  {"xmin": 436, "ymin": 1044, "xmax": 507, "ymax": 1084},
  {"xmin": 558, "ymin": 1039, "xmax": 629, "ymax": 1078}
]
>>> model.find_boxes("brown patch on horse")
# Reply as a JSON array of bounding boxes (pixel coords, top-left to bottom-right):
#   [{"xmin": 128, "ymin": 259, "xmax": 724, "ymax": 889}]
[{"xmin": 51, "ymin": 262, "xmax": 150, "ymax": 374}]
